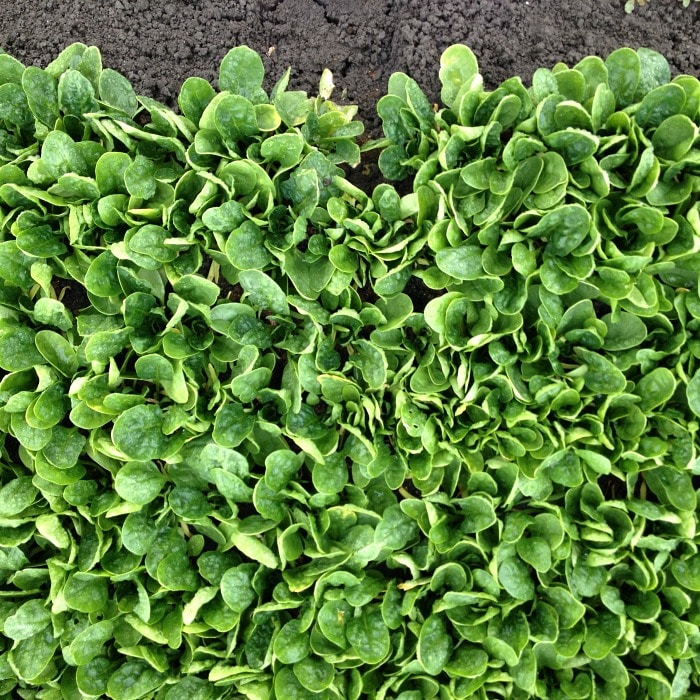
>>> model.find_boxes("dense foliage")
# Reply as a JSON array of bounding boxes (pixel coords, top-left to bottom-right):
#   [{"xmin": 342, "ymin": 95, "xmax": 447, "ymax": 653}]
[{"xmin": 0, "ymin": 42, "xmax": 698, "ymax": 699}]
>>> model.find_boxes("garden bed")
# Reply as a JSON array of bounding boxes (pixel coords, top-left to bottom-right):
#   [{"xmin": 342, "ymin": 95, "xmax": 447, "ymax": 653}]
[{"xmin": 0, "ymin": 1, "xmax": 699, "ymax": 699}]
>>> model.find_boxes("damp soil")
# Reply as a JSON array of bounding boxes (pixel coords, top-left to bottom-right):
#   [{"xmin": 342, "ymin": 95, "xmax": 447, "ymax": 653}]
[{"xmin": 1, "ymin": 0, "xmax": 697, "ymax": 140}]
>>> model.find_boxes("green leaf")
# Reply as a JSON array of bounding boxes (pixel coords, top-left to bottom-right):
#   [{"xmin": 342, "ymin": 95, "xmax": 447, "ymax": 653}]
[
  {"xmin": 418, "ymin": 615, "xmax": 453, "ymax": 675},
  {"xmin": 606, "ymin": 47, "xmax": 640, "ymax": 108},
  {"xmin": 576, "ymin": 449, "xmax": 612, "ymax": 475},
  {"xmin": 95, "ymin": 151, "xmax": 131, "ymax": 195},
  {"xmin": 219, "ymin": 46, "xmax": 266, "ymax": 104},
  {"xmin": 636, "ymin": 48, "xmax": 671, "ymax": 99},
  {"xmin": 435, "ymin": 245, "xmax": 484, "ymax": 280},
  {"xmin": 213, "ymin": 403, "xmax": 255, "ymax": 448},
  {"xmin": 4, "ymin": 600, "xmax": 51, "ymax": 641},
  {"xmin": 273, "ymin": 619, "xmax": 310, "ymax": 664},
  {"xmin": 346, "ymin": 608, "xmax": 390, "ymax": 664},
  {"xmin": 85, "ymin": 250, "xmax": 121, "ymax": 297},
  {"xmin": 239, "ymin": 269, "xmax": 289, "ymax": 315},
  {"xmin": 516, "ymin": 537, "xmax": 552, "ymax": 573},
  {"xmin": 574, "ymin": 348, "xmax": 626, "ymax": 394},
  {"xmin": 30, "ymin": 382, "xmax": 68, "ymax": 428},
  {"xmin": 652, "ymin": 114, "xmax": 697, "ymax": 161},
  {"xmin": 532, "ymin": 204, "xmax": 591, "ymax": 257},
  {"xmin": 275, "ymin": 667, "xmax": 320, "ymax": 700},
  {"xmin": 16, "ymin": 224, "xmax": 67, "ymax": 257},
  {"xmin": 687, "ymin": 370, "xmax": 700, "ymax": 418},
  {"xmin": 378, "ymin": 144, "xmax": 409, "ymax": 180},
  {"xmin": 68, "ymin": 620, "xmax": 114, "ymax": 666},
  {"xmin": 58, "ymin": 68, "xmax": 98, "ymax": 115},
  {"xmin": 76, "ymin": 656, "xmax": 116, "ymax": 696},
  {"xmin": 48, "ymin": 173, "xmax": 100, "ymax": 201},
  {"xmin": 350, "ymin": 339, "xmax": 387, "ymax": 390},
  {"xmin": 317, "ymin": 599, "xmax": 352, "ymax": 647},
  {"xmin": 281, "ymin": 168, "xmax": 320, "ymax": 217},
  {"xmin": 602, "ymin": 311, "xmax": 647, "ymax": 350},
  {"xmin": 293, "ymin": 656, "xmax": 334, "ymax": 692},
  {"xmin": 498, "ymin": 559, "xmax": 535, "ymax": 600},
  {"xmin": 178, "ymin": 76, "xmax": 216, "ymax": 126},
  {"xmin": 135, "ymin": 353, "xmax": 174, "ymax": 384},
  {"xmin": 645, "ymin": 466, "xmax": 696, "ymax": 513},
  {"xmin": 0, "ymin": 53, "xmax": 25, "ymax": 85},
  {"xmin": 583, "ymin": 612, "xmax": 623, "ymax": 659},
  {"xmin": 225, "ymin": 221, "xmax": 272, "ymax": 271},
  {"xmin": 42, "ymin": 426, "xmax": 85, "ymax": 468},
  {"xmin": 445, "ymin": 645, "xmax": 489, "ymax": 678},
  {"xmin": 544, "ymin": 129, "xmax": 599, "ymax": 166},
  {"xmin": 99, "ymin": 68, "xmax": 138, "ymax": 116},
  {"xmin": 0, "ymin": 327, "xmax": 44, "ymax": 371},
  {"xmin": 375, "ymin": 504, "xmax": 418, "ymax": 550},
  {"xmin": 636, "ymin": 368, "xmax": 676, "ymax": 412},
  {"xmin": 63, "ymin": 573, "xmax": 108, "ymax": 613},
  {"xmin": 114, "ymin": 461, "xmax": 166, "ymax": 505},
  {"xmin": 671, "ymin": 555, "xmax": 700, "ymax": 591},
  {"xmin": 570, "ymin": 561, "xmax": 607, "ymax": 598},
  {"xmin": 201, "ymin": 200, "xmax": 245, "ymax": 231},
  {"xmin": 0, "ymin": 82, "xmax": 32, "ymax": 126},
  {"xmin": 85, "ymin": 327, "xmax": 130, "ymax": 365},
  {"xmin": 112, "ymin": 404, "xmax": 170, "ymax": 461},
  {"xmin": 262, "ymin": 99, "xmax": 297, "ymax": 133},
  {"xmin": 230, "ymin": 529, "xmax": 279, "ymax": 568},
  {"xmin": 635, "ymin": 83, "xmax": 687, "ymax": 129},
  {"xmin": 106, "ymin": 660, "xmax": 165, "ymax": 700},
  {"xmin": 265, "ymin": 449, "xmax": 303, "ymax": 492},
  {"xmin": 540, "ymin": 449, "xmax": 583, "ymax": 487},
  {"xmin": 39, "ymin": 130, "xmax": 86, "ymax": 180},
  {"xmin": 169, "ymin": 487, "xmax": 211, "ymax": 520},
  {"xmin": 157, "ymin": 551, "xmax": 200, "ymax": 591},
  {"xmin": 121, "ymin": 511, "xmax": 158, "ymax": 556},
  {"xmin": 439, "ymin": 44, "xmax": 481, "ymax": 108},
  {"xmin": 260, "ymin": 133, "xmax": 304, "ymax": 168},
  {"xmin": 164, "ymin": 678, "xmax": 213, "ymax": 700},
  {"xmin": 459, "ymin": 495, "xmax": 497, "ymax": 533},
  {"xmin": 513, "ymin": 647, "xmax": 537, "ymax": 692},
  {"xmin": 0, "ymin": 241, "xmax": 34, "ymax": 290},
  {"xmin": 215, "ymin": 94, "xmax": 259, "ymax": 140},
  {"xmin": 283, "ymin": 248, "xmax": 334, "ymax": 300},
  {"xmin": 172, "ymin": 274, "xmax": 220, "ymax": 306},
  {"xmin": 8, "ymin": 628, "xmax": 58, "ymax": 682},
  {"xmin": 22, "ymin": 66, "xmax": 59, "ymax": 126},
  {"xmin": 125, "ymin": 155, "xmax": 157, "ymax": 200}
]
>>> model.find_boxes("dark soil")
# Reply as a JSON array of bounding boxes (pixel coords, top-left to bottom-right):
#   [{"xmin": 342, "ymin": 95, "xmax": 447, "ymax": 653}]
[
  {"xmin": 52, "ymin": 277, "xmax": 90, "ymax": 313},
  {"xmin": 1, "ymin": 0, "xmax": 697, "ymax": 142}
]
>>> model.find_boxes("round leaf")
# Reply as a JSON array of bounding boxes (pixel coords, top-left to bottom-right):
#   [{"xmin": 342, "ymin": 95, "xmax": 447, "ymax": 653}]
[
  {"xmin": 499, "ymin": 559, "xmax": 535, "ymax": 601},
  {"xmin": 418, "ymin": 614, "xmax": 453, "ymax": 675},
  {"xmin": 114, "ymin": 461, "xmax": 166, "ymax": 505},
  {"xmin": 112, "ymin": 404, "xmax": 170, "ymax": 461},
  {"xmin": 346, "ymin": 608, "xmax": 390, "ymax": 664}
]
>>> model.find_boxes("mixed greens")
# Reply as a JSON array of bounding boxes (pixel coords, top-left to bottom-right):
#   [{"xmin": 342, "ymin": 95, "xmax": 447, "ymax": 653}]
[{"xmin": 0, "ymin": 41, "xmax": 698, "ymax": 699}]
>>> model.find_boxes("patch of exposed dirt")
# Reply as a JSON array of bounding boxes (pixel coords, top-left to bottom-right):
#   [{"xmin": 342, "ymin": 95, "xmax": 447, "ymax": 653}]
[{"xmin": 1, "ymin": 0, "xmax": 697, "ymax": 141}]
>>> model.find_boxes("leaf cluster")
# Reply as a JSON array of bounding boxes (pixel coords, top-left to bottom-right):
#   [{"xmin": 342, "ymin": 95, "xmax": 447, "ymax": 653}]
[{"xmin": 0, "ymin": 41, "xmax": 697, "ymax": 699}]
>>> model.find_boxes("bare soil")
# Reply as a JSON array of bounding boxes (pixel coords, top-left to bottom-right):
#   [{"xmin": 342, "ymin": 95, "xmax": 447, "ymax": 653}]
[{"xmin": 1, "ymin": 0, "xmax": 698, "ymax": 143}]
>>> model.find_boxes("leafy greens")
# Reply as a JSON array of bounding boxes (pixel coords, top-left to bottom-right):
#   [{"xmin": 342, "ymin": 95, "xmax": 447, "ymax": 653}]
[{"xmin": 0, "ymin": 41, "xmax": 698, "ymax": 699}]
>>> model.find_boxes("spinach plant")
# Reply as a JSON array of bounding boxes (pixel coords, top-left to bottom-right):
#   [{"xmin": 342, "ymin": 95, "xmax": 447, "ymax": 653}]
[
  {"xmin": 0, "ymin": 40, "xmax": 697, "ymax": 699},
  {"xmin": 374, "ymin": 43, "xmax": 700, "ymax": 699}
]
